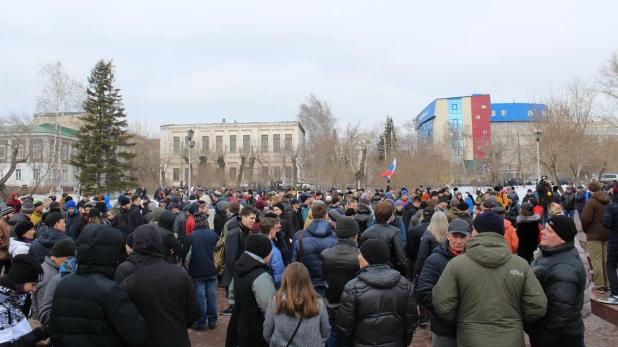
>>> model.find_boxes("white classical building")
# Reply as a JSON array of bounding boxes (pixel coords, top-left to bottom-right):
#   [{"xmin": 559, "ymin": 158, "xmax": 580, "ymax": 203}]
[{"xmin": 160, "ymin": 121, "xmax": 305, "ymax": 187}]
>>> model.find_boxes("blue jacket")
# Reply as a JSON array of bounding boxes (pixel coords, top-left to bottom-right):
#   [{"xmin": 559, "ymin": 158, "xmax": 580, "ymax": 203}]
[
  {"xmin": 269, "ymin": 239, "xmax": 285, "ymax": 289},
  {"xmin": 28, "ymin": 227, "xmax": 73, "ymax": 263},
  {"xmin": 603, "ymin": 200, "xmax": 618, "ymax": 239},
  {"xmin": 183, "ymin": 226, "xmax": 218, "ymax": 278},
  {"xmin": 465, "ymin": 197, "xmax": 475, "ymax": 214},
  {"xmin": 292, "ymin": 220, "xmax": 337, "ymax": 288},
  {"xmin": 416, "ymin": 240, "xmax": 457, "ymax": 337}
]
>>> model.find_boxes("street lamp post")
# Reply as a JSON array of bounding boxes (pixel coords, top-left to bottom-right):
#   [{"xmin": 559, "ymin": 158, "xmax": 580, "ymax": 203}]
[
  {"xmin": 187, "ymin": 129, "xmax": 195, "ymax": 192},
  {"xmin": 535, "ymin": 129, "xmax": 543, "ymax": 183}
]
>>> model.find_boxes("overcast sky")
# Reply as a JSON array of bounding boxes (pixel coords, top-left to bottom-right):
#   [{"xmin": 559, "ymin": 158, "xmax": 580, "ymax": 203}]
[{"xmin": 1, "ymin": 1, "xmax": 616, "ymax": 132}]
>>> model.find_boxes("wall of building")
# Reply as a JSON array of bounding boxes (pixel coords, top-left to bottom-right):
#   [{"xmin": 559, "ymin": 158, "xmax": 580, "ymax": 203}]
[{"xmin": 33, "ymin": 112, "xmax": 84, "ymax": 131}]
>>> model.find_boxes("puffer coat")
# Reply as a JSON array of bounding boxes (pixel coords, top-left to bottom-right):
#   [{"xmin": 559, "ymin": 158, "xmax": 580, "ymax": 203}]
[{"xmin": 292, "ymin": 220, "xmax": 337, "ymax": 289}]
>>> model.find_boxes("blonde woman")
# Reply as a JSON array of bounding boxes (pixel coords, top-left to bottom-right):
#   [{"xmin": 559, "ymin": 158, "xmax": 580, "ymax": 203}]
[
  {"xmin": 414, "ymin": 211, "xmax": 449, "ymax": 277},
  {"xmin": 263, "ymin": 263, "xmax": 330, "ymax": 347}
]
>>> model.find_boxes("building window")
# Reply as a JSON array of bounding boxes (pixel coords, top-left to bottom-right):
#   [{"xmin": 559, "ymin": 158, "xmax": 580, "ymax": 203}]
[
  {"xmin": 173, "ymin": 168, "xmax": 180, "ymax": 181},
  {"xmin": 229, "ymin": 135, "xmax": 236, "ymax": 152},
  {"xmin": 285, "ymin": 134, "xmax": 292, "ymax": 150},
  {"xmin": 475, "ymin": 115, "xmax": 481, "ymax": 120},
  {"xmin": 482, "ymin": 130, "xmax": 488, "ymax": 134},
  {"xmin": 452, "ymin": 104, "xmax": 457, "ymax": 110},
  {"xmin": 274, "ymin": 166, "xmax": 281, "ymax": 179},
  {"xmin": 15, "ymin": 169, "xmax": 21, "ymax": 181},
  {"xmin": 284, "ymin": 166, "xmax": 292, "ymax": 179},
  {"xmin": 33, "ymin": 168, "xmax": 40, "ymax": 181},
  {"xmin": 261, "ymin": 135, "xmax": 268, "ymax": 152},
  {"xmin": 528, "ymin": 110, "xmax": 534, "ymax": 117},
  {"xmin": 201, "ymin": 136, "xmax": 209, "ymax": 152},
  {"xmin": 0, "ymin": 145, "xmax": 5, "ymax": 159},
  {"xmin": 62, "ymin": 169, "xmax": 68, "ymax": 182},
  {"xmin": 61, "ymin": 145, "xmax": 68, "ymax": 160},
  {"xmin": 501, "ymin": 110, "xmax": 507, "ymax": 116},
  {"xmin": 481, "ymin": 105, "xmax": 487, "ymax": 109},
  {"xmin": 491, "ymin": 110, "xmax": 496, "ymax": 117},
  {"xmin": 273, "ymin": 134, "xmax": 280, "ymax": 151},
  {"xmin": 243, "ymin": 135, "xmax": 250, "ymax": 149},
  {"xmin": 17, "ymin": 145, "xmax": 23, "ymax": 159},
  {"xmin": 261, "ymin": 166, "xmax": 269, "ymax": 179},
  {"xmin": 230, "ymin": 167, "xmax": 236, "ymax": 178},
  {"xmin": 173, "ymin": 136, "xmax": 180, "ymax": 154},
  {"xmin": 32, "ymin": 144, "xmax": 41, "ymax": 158},
  {"xmin": 216, "ymin": 136, "xmax": 223, "ymax": 151}
]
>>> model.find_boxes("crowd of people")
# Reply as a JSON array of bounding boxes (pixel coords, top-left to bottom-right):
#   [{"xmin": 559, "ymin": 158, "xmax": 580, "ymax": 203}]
[{"xmin": 0, "ymin": 176, "xmax": 615, "ymax": 346}]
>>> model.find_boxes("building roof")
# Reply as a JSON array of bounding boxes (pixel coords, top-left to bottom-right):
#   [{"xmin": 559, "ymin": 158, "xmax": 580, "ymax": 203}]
[
  {"xmin": 490, "ymin": 103, "xmax": 548, "ymax": 122},
  {"xmin": 31, "ymin": 123, "xmax": 78, "ymax": 138},
  {"xmin": 33, "ymin": 111, "xmax": 86, "ymax": 118},
  {"xmin": 160, "ymin": 121, "xmax": 305, "ymax": 134}
]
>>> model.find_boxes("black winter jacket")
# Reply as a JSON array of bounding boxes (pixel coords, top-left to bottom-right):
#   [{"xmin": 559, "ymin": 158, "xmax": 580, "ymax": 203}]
[
  {"xmin": 414, "ymin": 230, "xmax": 441, "ymax": 276},
  {"xmin": 536, "ymin": 182, "xmax": 552, "ymax": 207},
  {"xmin": 406, "ymin": 220, "xmax": 430, "ymax": 273},
  {"xmin": 574, "ymin": 191, "xmax": 586, "ymax": 210},
  {"xmin": 560, "ymin": 192, "xmax": 575, "ymax": 210},
  {"xmin": 114, "ymin": 251, "xmax": 138, "ymax": 284},
  {"xmin": 115, "ymin": 209, "xmax": 130, "ymax": 236},
  {"xmin": 402, "ymin": 204, "xmax": 418, "ymax": 232},
  {"xmin": 65, "ymin": 211, "xmax": 85, "ymax": 240},
  {"xmin": 157, "ymin": 211, "xmax": 183, "ymax": 264},
  {"xmin": 214, "ymin": 211, "xmax": 227, "ymax": 236},
  {"xmin": 354, "ymin": 204, "xmax": 373, "ymax": 234},
  {"xmin": 603, "ymin": 200, "xmax": 618, "ymax": 240},
  {"xmin": 222, "ymin": 217, "xmax": 249, "ymax": 287},
  {"xmin": 525, "ymin": 242, "xmax": 586, "ymax": 346},
  {"xmin": 360, "ymin": 223, "xmax": 407, "ymax": 277},
  {"xmin": 416, "ymin": 240, "xmax": 458, "ymax": 337},
  {"xmin": 336, "ymin": 264, "xmax": 418, "ymax": 347},
  {"xmin": 516, "ymin": 214, "xmax": 541, "ymax": 264},
  {"xmin": 49, "ymin": 224, "xmax": 147, "ymax": 347},
  {"xmin": 120, "ymin": 224, "xmax": 200, "ymax": 347},
  {"xmin": 321, "ymin": 238, "xmax": 360, "ymax": 320},
  {"xmin": 28, "ymin": 228, "xmax": 73, "ymax": 263},
  {"xmin": 127, "ymin": 204, "xmax": 143, "ymax": 235}
]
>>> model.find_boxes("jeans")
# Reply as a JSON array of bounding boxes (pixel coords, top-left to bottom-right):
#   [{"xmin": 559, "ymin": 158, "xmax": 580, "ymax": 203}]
[
  {"xmin": 327, "ymin": 319, "xmax": 337, "ymax": 347},
  {"xmin": 577, "ymin": 209, "xmax": 584, "ymax": 222},
  {"xmin": 589, "ymin": 240, "xmax": 610, "ymax": 290},
  {"xmin": 431, "ymin": 332, "xmax": 457, "ymax": 347},
  {"xmin": 607, "ymin": 238, "xmax": 618, "ymax": 295},
  {"xmin": 564, "ymin": 209, "xmax": 575, "ymax": 220},
  {"xmin": 193, "ymin": 275, "xmax": 218, "ymax": 326}
]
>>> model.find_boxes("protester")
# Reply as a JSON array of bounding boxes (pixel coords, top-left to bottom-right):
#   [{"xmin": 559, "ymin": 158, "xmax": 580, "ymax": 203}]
[
  {"xmin": 0, "ymin": 207, "xmax": 13, "ymax": 274},
  {"xmin": 561, "ymin": 186, "xmax": 576, "ymax": 220},
  {"xmin": 433, "ymin": 211, "xmax": 547, "ymax": 347},
  {"xmin": 9, "ymin": 220, "xmax": 35, "ymax": 257},
  {"xmin": 415, "ymin": 211, "xmax": 449, "ymax": 277},
  {"xmin": 227, "ymin": 233, "xmax": 275, "ymax": 347},
  {"xmin": 407, "ymin": 206, "xmax": 434, "ymax": 279},
  {"xmin": 259, "ymin": 217, "xmax": 285, "ymax": 288},
  {"xmin": 494, "ymin": 206, "xmax": 519, "ymax": 254},
  {"xmin": 156, "ymin": 210, "xmax": 183, "ymax": 264},
  {"xmin": 601, "ymin": 191, "xmax": 618, "ymax": 303},
  {"xmin": 582, "ymin": 180, "xmax": 611, "ymax": 292},
  {"xmin": 359, "ymin": 201, "xmax": 407, "ymax": 277},
  {"xmin": 526, "ymin": 216, "xmax": 585, "ymax": 347},
  {"xmin": 115, "ymin": 233, "xmax": 137, "ymax": 284},
  {"xmin": 182, "ymin": 211, "xmax": 219, "ymax": 330},
  {"xmin": 292, "ymin": 203, "xmax": 337, "ymax": 296},
  {"xmin": 336, "ymin": 239, "xmax": 417, "ymax": 346},
  {"xmin": 64, "ymin": 200, "xmax": 85, "ymax": 240},
  {"xmin": 321, "ymin": 216, "xmax": 361, "ymax": 347},
  {"xmin": 49, "ymin": 224, "xmax": 147, "ymax": 346},
  {"xmin": 263, "ymin": 263, "xmax": 330, "ymax": 346},
  {"xmin": 0, "ymin": 254, "xmax": 51, "ymax": 346},
  {"xmin": 121, "ymin": 224, "xmax": 200, "ymax": 346},
  {"xmin": 516, "ymin": 202, "xmax": 542, "ymax": 264},
  {"xmin": 28, "ymin": 212, "xmax": 73, "ymax": 263},
  {"xmin": 417, "ymin": 219, "xmax": 471, "ymax": 347}
]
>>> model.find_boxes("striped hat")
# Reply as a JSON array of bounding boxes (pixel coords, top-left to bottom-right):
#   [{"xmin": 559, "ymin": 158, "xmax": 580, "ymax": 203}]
[{"xmin": 1, "ymin": 207, "xmax": 14, "ymax": 217}]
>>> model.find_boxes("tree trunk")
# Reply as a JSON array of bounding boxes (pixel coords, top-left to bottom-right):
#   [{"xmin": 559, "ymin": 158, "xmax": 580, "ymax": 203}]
[
  {"xmin": 237, "ymin": 155, "xmax": 246, "ymax": 188},
  {"xmin": 247, "ymin": 156, "xmax": 256, "ymax": 187}
]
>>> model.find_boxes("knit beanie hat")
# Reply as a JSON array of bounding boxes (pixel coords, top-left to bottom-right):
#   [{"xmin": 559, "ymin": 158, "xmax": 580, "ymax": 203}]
[
  {"xmin": 14, "ymin": 220, "xmax": 34, "ymax": 237},
  {"xmin": 360, "ymin": 239, "xmax": 390, "ymax": 265},
  {"xmin": 64, "ymin": 200, "xmax": 76, "ymax": 210},
  {"xmin": 335, "ymin": 217, "xmax": 360, "ymax": 238},
  {"xmin": 274, "ymin": 203, "xmax": 285, "ymax": 212},
  {"xmin": 344, "ymin": 208, "xmax": 355, "ymax": 216},
  {"xmin": 88, "ymin": 208, "xmax": 101, "ymax": 218},
  {"xmin": 45, "ymin": 212, "xmax": 64, "ymax": 227},
  {"xmin": 1, "ymin": 207, "xmax": 13, "ymax": 217},
  {"xmin": 473, "ymin": 211, "xmax": 505, "ymax": 235},
  {"xmin": 8, "ymin": 255, "xmax": 44, "ymax": 283},
  {"xmin": 52, "ymin": 239, "xmax": 77, "ymax": 257},
  {"xmin": 254, "ymin": 200, "xmax": 265, "ymax": 211},
  {"xmin": 588, "ymin": 180, "xmax": 602, "ymax": 193},
  {"xmin": 118, "ymin": 197, "xmax": 131, "ymax": 207},
  {"xmin": 194, "ymin": 212, "xmax": 208, "ymax": 228},
  {"xmin": 456, "ymin": 202, "xmax": 469, "ymax": 211},
  {"xmin": 521, "ymin": 202, "xmax": 533, "ymax": 212},
  {"xmin": 423, "ymin": 206, "xmax": 435, "ymax": 217},
  {"xmin": 21, "ymin": 201, "xmax": 34, "ymax": 214},
  {"xmin": 216, "ymin": 201, "xmax": 230, "ymax": 212},
  {"xmin": 245, "ymin": 233, "xmax": 272, "ymax": 259},
  {"xmin": 547, "ymin": 215, "xmax": 578, "ymax": 242},
  {"xmin": 395, "ymin": 200, "xmax": 404, "ymax": 207},
  {"xmin": 152, "ymin": 207, "xmax": 165, "ymax": 222},
  {"xmin": 33, "ymin": 200, "xmax": 43, "ymax": 208}
]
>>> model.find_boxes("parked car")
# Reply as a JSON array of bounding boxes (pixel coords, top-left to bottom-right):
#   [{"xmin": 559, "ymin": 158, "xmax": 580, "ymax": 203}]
[{"xmin": 600, "ymin": 173, "xmax": 618, "ymax": 183}]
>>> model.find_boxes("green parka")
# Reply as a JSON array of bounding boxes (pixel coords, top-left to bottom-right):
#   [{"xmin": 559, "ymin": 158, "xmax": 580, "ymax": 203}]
[{"xmin": 432, "ymin": 232, "xmax": 547, "ymax": 347}]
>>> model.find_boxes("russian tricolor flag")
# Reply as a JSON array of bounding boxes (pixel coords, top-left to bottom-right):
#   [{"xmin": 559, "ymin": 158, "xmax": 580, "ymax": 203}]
[{"xmin": 380, "ymin": 158, "xmax": 396, "ymax": 179}]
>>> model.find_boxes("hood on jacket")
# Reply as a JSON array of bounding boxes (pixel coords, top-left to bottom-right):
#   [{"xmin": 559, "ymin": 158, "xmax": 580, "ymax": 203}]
[
  {"xmin": 591, "ymin": 191, "xmax": 611, "ymax": 205},
  {"xmin": 516, "ymin": 214, "xmax": 541, "ymax": 224},
  {"xmin": 465, "ymin": 232, "xmax": 511, "ymax": 268},
  {"xmin": 158, "ymin": 210, "xmax": 176, "ymax": 230},
  {"xmin": 8, "ymin": 213, "xmax": 30, "ymax": 226},
  {"xmin": 133, "ymin": 224, "xmax": 164, "ymax": 265},
  {"xmin": 75, "ymin": 224, "xmax": 124, "ymax": 279},
  {"xmin": 59, "ymin": 257, "xmax": 76, "ymax": 274},
  {"xmin": 234, "ymin": 252, "xmax": 269, "ymax": 277},
  {"xmin": 306, "ymin": 219, "xmax": 335, "ymax": 238},
  {"xmin": 37, "ymin": 227, "xmax": 68, "ymax": 247},
  {"xmin": 357, "ymin": 264, "xmax": 401, "ymax": 289},
  {"xmin": 356, "ymin": 204, "xmax": 372, "ymax": 215},
  {"xmin": 433, "ymin": 239, "xmax": 457, "ymax": 260}
]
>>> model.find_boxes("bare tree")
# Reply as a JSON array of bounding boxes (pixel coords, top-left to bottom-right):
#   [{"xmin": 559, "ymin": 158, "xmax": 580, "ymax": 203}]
[{"xmin": 0, "ymin": 112, "xmax": 33, "ymax": 199}]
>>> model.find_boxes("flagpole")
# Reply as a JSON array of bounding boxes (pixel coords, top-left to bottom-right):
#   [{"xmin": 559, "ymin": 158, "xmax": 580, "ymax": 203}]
[{"xmin": 387, "ymin": 178, "xmax": 391, "ymax": 192}]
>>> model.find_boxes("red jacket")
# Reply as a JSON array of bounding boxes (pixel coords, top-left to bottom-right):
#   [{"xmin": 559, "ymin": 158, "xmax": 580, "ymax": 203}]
[
  {"xmin": 6, "ymin": 193, "xmax": 21, "ymax": 213},
  {"xmin": 185, "ymin": 215, "xmax": 195, "ymax": 235}
]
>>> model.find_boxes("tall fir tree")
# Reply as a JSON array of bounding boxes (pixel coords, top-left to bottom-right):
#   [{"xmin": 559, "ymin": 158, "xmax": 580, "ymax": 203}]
[
  {"xmin": 377, "ymin": 115, "xmax": 397, "ymax": 161},
  {"xmin": 70, "ymin": 60, "xmax": 136, "ymax": 194}
]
